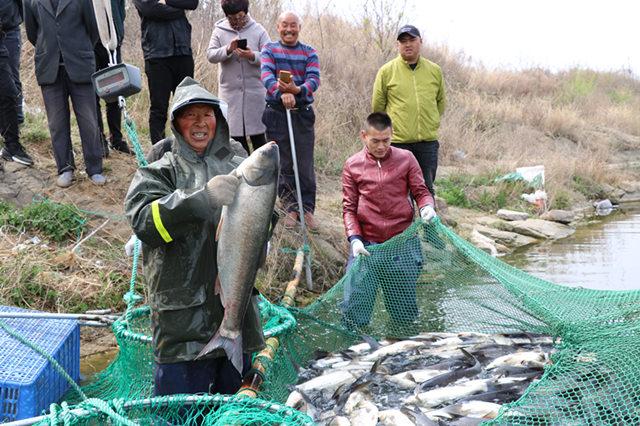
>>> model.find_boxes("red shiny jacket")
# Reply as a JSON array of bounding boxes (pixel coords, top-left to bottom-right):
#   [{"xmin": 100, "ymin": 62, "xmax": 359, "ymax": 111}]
[{"xmin": 342, "ymin": 146, "xmax": 434, "ymax": 243}]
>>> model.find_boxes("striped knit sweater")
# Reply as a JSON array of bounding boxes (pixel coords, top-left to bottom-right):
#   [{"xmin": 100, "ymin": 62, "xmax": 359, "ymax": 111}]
[{"xmin": 260, "ymin": 41, "xmax": 320, "ymax": 105}]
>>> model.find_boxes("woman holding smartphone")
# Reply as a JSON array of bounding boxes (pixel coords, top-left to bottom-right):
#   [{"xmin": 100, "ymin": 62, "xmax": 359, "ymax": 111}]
[{"xmin": 207, "ymin": 0, "xmax": 271, "ymax": 153}]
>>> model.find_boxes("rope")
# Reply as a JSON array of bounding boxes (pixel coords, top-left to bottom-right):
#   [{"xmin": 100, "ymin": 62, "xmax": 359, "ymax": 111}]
[
  {"xmin": 280, "ymin": 243, "xmax": 311, "ymax": 255},
  {"xmin": 124, "ymin": 239, "xmax": 143, "ymax": 324},
  {"xmin": 46, "ymin": 398, "xmax": 141, "ymax": 426},
  {"xmin": 124, "ymin": 113, "xmax": 148, "ymax": 168},
  {"xmin": 120, "ymin": 106, "xmax": 148, "ymax": 322},
  {"xmin": 259, "ymin": 297, "xmax": 298, "ymax": 338},
  {"xmin": 80, "ymin": 399, "xmax": 139, "ymax": 426}
]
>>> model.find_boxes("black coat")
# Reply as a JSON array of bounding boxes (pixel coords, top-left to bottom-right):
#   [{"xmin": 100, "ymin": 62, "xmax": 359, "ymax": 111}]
[
  {"xmin": 110, "ymin": 0, "xmax": 126, "ymax": 46},
  {"xmin": 0, "ymin": 0, "xmax": 22, "ymax": 30},
  {"xmin": 132, "ymin": 0, "xmax": 198, "ymax": 60},
  {"xmin": 23, "ymin": 0, "xmax": 98, "ymax": 85},
  {"xmin": 0, "ymin": 0, "xmax": 23, "ymax": 57}
]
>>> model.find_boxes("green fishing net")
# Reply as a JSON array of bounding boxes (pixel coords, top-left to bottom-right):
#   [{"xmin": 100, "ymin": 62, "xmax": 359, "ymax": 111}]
[
  {"xmin": 37, "ymin": 394, "xmax": 312, "ymax": 425},
  {"xmin": 38, "ymin": 218, "xmax": 640, "ymax": 425},
  {"xmin": 260, "ymin": 219, "xmax": 640, "ymax": 424}
]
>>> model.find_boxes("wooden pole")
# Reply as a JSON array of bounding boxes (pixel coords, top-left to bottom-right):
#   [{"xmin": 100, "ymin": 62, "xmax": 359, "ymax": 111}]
[{"xmin": 236, "ymin": 249, "xmax": 305, "ymax": 398}]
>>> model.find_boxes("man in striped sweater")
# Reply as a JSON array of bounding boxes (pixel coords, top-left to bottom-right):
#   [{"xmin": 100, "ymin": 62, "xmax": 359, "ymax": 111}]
[{"xmin": 260, "ymin": 11, "xmax": 320, "ymax": 230}]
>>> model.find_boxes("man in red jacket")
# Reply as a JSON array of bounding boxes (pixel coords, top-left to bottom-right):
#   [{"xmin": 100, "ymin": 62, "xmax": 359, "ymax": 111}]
[{"xmin": 341, "ymin": 112, "xmax": 436, "ymax": 332}]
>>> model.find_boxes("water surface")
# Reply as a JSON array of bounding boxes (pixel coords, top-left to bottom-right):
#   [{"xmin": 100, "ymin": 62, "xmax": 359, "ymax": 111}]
[{"xmin": 506, "ymin": 204, "xmax": 640, "ymax": 291}]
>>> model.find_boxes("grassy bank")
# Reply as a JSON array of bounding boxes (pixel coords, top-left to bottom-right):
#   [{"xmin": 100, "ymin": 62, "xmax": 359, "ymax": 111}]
[{"xmin": 0, "ymin": 200, "xmax": 134, "ymax": 313}]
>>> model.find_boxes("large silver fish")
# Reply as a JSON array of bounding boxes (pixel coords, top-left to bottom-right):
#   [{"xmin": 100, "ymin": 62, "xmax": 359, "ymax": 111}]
[{"xmin": 195, "ymin": 142, "xmax": 279, "ymax": 373}]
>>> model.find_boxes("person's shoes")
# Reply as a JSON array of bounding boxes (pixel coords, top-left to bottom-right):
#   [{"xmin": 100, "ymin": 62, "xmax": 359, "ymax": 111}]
[
  {"xmin": 303, "ymin": 212, "xmax": 318, "ymax": 233},
  {"xmin": 282, "ymin": 211, "xmax": 298, "ymax": 229},
  {"xmin": 56, "ymin": 171, "xmax": 74, "ymax": 188},
  {"xmin": 1, "ymin": 146, "xmax": 34, "ymax": 166},
  {"xmin": 0, "ymin": 147, "xmax": 10, "ymax": 161},
  {"xmin": 101, "ymin": 135, "xmax": 109, "ymax": 158},
  {"xmin": 90, "ymin": 173, "xmax": 106, "ymax": 186},
  {"xmin": 111, "ymin": 139, "xmax": 133, "ymax": 155}
]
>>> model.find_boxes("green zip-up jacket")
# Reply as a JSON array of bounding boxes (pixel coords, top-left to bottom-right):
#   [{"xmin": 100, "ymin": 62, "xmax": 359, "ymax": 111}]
[
  {"xmin": 124, "ymin": 78, "xmax": 264, "ymax": 364},
  {"xmin": 372, "ymin": 55, "xmax": 446, "ymax": 143}
]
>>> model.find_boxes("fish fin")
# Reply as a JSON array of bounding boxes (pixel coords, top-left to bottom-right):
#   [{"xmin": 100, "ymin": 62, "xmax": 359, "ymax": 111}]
[
  {"xmin": 401, "ymin": 405, "xmax": 439, "ymax": 426},
  {"xmin": 370, "ymin": 357, "xmax": 383, "ymax": 373},
  {"xmin": 331, "ymin": 383, "xmax": 348, "ymax": 401},
  {"xmin": 214, "ymin": 275, "xmax": 226, "ymax": 307},
  {"xmin": 196, "ymin": 329, "xmax": 244, "ymax": 374},
  {"xmin": 361, "ymin": 334, "xmax": 381, "ymax": 351},
  {"xmin": 459, "ymin": 347, "xmax": 477, "ymax": 364},
  {"xmin": 215, "ymin": 210, "xmax": 225, "ymax": 242},
  {"xmin": 338, "ymin": 350, "xmax": 354, "ymax": 360}
]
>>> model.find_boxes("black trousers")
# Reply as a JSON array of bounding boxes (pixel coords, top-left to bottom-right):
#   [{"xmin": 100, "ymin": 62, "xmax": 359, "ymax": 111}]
[
  {"xmin": 392, "ymin": 140, "xmax": 440, "ymax": 196},
  {"xmin": 94, "ymin": 45, "xmax": 123, "ymax": 144},
  {"xmin": 144, "ymin": 55, "xmax": 194, "ymax": 144},
  {"xmin": 262, "ymin": 103, "xmax": 316, "ymax": 213},
  {"xmin": 4, "ymin": 28, "xmax": 23, "ymax": 123},
  {"xmin": 40, "ymin": 66, "xmax": 103, "ymax": 176},
  {"xmin": 154, "ymin": 355, "xmax": 251, "ymax": 396},
  {"xmin": 231, "ymin": 133, "xmax": 267, "ymax": 154},
  {"xmin": 0, "ymin": 56, "xmax": 20, "ymax": 151}
]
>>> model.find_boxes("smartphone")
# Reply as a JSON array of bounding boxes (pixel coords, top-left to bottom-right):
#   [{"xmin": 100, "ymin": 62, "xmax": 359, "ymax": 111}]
[
  {"xmin": 279, "ymin": 70, "xmax": 292, "ymax": 83},
  {"xmin": 237, "ymin": 39, "xmax": 247, "ymax": 50}
]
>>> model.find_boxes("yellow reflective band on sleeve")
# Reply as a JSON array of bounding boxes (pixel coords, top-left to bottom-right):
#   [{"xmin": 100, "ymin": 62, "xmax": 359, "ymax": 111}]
[{"xmin": 151, "ymin": 201, "xmax": 173, "ymax": 243}]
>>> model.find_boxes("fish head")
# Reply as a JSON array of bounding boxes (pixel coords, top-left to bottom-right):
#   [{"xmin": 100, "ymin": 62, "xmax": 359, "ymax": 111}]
[{"xmin": 237, "ymin": 142, "xmax": 280, "ymax": 186}]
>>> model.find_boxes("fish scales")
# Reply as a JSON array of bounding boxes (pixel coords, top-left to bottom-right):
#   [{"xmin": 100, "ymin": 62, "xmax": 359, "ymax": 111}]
[
  {"xmin": 195, "ymin": 143, "xmax": 279, "ymax": 372},
  {"xmin": 289, "ymin": 333, "xmax": 555, "ymax": 423},
  {"xmin": 362, "ymin": 340, "xmax": 424, "ymax": 361}
]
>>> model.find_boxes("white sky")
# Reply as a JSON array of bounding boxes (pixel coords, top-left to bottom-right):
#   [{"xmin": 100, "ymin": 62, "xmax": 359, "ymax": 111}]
[{"xmin": 291, "ymin": 0, "xmax": 640, "ymax": 76}]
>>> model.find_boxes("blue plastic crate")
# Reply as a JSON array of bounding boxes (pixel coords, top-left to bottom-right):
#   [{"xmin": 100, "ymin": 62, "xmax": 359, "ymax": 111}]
[{"xmin": 0, "ymin": 306, "xmax": 80, "ymax": 422}]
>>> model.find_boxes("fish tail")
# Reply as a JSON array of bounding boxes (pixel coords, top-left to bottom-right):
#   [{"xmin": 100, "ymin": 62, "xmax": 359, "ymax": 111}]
[{"xmin": 195, "ymin": 330, "xmax": 244, "ymax": 374}]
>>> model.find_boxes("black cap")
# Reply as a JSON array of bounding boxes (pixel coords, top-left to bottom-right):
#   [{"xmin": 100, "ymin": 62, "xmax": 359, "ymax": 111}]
[{"xmin": 397, "ymin": 25, "xmax": 421, "ymax": 40}]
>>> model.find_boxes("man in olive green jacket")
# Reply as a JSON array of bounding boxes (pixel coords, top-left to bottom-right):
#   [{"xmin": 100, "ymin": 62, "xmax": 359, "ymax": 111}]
[
  {"xmin": 372, "ymin": 25, "xmax": 446, "ymax": 196},
  {"xmin": 124, "ymin": 77, "xmax": 264, "ymax": 396}
]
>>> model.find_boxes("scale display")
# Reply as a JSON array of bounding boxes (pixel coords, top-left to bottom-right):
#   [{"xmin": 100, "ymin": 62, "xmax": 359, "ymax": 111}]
[{"xmin": 92, "ymin": 63, "xmax": 142, "ymax": 102}]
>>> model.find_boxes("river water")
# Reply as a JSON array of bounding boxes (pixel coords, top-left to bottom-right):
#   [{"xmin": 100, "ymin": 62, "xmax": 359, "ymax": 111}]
[{"xmin": 506, "ymin": 203, "xmax": 640, "ymax": 291}]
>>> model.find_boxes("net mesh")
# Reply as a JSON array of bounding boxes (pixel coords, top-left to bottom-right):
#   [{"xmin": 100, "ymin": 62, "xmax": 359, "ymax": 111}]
[
  {"xmin": 35, "ymin": 219, "xmax": 640, "ymax": 425},
  {"xmin": 39, "ymin": 395, "xmax": 312, "ymax": 425}
]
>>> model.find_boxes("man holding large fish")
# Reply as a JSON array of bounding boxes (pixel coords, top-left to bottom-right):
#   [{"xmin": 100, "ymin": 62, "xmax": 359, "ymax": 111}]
[{"xmin": 125, "ymin": 77, "xmax": 278, "ymax": 396}]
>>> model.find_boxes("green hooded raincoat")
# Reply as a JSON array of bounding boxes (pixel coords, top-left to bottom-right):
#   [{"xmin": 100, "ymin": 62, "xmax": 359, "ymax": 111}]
[{"xmin": 124, "ymin": 78, "xmax": 265, "ymax": 364}]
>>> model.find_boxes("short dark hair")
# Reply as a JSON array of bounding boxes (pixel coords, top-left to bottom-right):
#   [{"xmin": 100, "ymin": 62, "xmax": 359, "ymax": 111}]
[
  {"xmin": 365, "ymin": 112, "xmax": 392, "ymax": 132},
  {"xmin": 221, "ymin": 0, "xmax": 249, "ymax": 15}
]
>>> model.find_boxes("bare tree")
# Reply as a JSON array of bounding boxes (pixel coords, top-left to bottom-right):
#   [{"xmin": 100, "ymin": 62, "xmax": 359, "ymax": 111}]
[
  {"xmin": 251, "ymin": 0, "xmax": 284, "ymax": 34},
  {"xmin": 361, "ymin": 0, "xmax": 408, "ymax": 61}
]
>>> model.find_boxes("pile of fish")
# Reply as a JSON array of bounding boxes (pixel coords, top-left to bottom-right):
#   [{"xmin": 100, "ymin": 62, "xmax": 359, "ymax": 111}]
[{"xmin": 286, "ymin": 332, "xmax": 555, "ymax": 425}]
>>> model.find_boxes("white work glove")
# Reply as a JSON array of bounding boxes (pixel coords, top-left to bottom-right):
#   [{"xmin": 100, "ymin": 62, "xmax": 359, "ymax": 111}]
[
  {"xmin": 420, "ymin": 205, "xmax": 437, "ymax": 223},
  {"xmin": 205, "ymin": 174, "xmax": 240, "ymax": 207},
  {"xmin": 124, "ymin": 234, "xmax": 137, "ymax": 257},
  {"xmin": 350, "ymin": 239, "xmax": 370, "ymax": 257}
]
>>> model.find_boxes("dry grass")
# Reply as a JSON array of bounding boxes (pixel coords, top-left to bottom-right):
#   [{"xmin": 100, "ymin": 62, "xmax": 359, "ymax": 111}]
[{"xmin": 0, "ymin": 220, "xmax": 134, "ymax": 312}]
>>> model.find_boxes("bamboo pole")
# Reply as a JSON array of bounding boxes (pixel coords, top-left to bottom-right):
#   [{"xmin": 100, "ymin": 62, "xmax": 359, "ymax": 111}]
[{"xmin": 236, "ymin": 249, "xmax": 305, "ymax": 398}]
